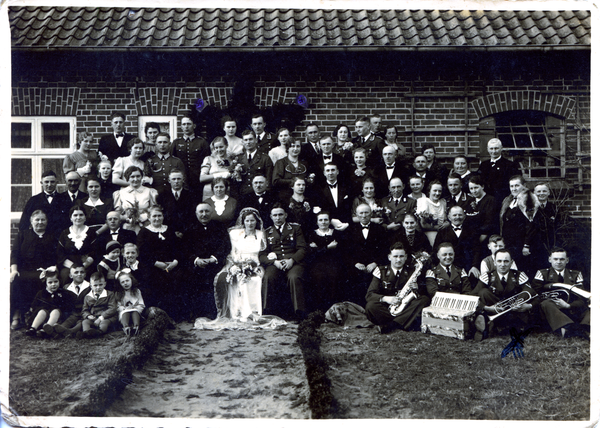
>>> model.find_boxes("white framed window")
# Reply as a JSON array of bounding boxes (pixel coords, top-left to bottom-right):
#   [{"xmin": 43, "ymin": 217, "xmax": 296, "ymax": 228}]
[
  {"xmin": 138, "ymin": 116, "xmax": 178, "ymax": 142},
  {"xmin": 11, "ymin": 117, "xmax": 77, "ymax": 219}
]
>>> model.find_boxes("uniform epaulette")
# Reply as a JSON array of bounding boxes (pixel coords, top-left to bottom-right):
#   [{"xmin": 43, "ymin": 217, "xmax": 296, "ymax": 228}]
[{"xmin": 373, "ymin": 267, "xmax": 381, "ymax": 279}]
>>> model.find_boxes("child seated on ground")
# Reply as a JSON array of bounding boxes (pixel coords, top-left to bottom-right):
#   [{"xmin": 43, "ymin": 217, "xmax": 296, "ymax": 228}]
[
  {"xmin": 97, "ymin": 240, "xmax": 122, "ymax": 289},
  {"xmin": 115, "ymin": 269, "xmax": 145, "ymax": 336},
  {"xmin": 25, "ymin": 267, "xmax": 76, "ymax": 338},
  {"xmin": 53, "ymin": 264, "xmax": 91, "ymax": 338},
  {"xmin": 79, "ymin": 272, "xmax": 118, "ymax": 338},
  {"xmin": 480, "ymin": 235, "xmax": 517, "ymax": 276}
]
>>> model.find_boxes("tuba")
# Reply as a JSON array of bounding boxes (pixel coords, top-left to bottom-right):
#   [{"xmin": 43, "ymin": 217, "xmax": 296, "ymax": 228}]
[
  {"xmin": 389, "ymin": 252, "xmax": 430, "ymax": 316},
  {"xmin": 488, "ymin": 290, "xmax": 535, "ymax": 321}
]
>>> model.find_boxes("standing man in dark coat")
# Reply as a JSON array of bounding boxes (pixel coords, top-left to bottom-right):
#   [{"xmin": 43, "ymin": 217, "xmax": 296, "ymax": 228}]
[
  {"xmin": 352, "ymin": 116, "xmax": 384, "ymax": 167},
  {"xmin": 156, "ymin": 169, "xmax": 198, "ymax": 238},
  {"xmin": 312, "ymin": 163, "xmax": 353, "ymax": 225},
  {"xmin": 184, "ymin": 203, "xmax": 231, "ymax": 320},
  {"xmin": 98, "ymin": 112, "xmax": 135, "ymax": 163},
  {"xmin": 237, "ymin": 174, "xmax": 277, "ymax": 227},
  {"xmin": 251, "ymin": 114, "xmax": 278, "ymax": 155},
  {"xmin": 235, "ymin": 130, "xmax": 274, "ymax": 196},
  {"xmin": 172, "ymin": 115, "xmax": 210, "ymax": 199},
  {"xmin": 259, "ymin": 204, "xmax": 308, "ymax": 319},
  {"xmin": 301, "ymin": 122, "xmax": 322, "ymax": 165},
  {"xmin": 372, "ymin": 146, "xmax": 410, "ymax": 198},
  {"xmin": 19, "ymin": 170, "xmax": 71, "ymax": 234},
  {"xmin": 476, "ymin": 138, "xmax": 520, "ymax": 206}
]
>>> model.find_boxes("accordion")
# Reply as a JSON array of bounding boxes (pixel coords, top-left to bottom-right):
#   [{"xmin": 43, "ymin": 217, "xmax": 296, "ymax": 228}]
[{"xmin": 421, "ymin": 292, "xmax": 480, "ymax": 340}]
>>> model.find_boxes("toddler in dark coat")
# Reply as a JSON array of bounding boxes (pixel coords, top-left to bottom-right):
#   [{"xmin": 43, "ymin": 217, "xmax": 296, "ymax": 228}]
[{"xmin": 79, "ymin": 272, "xmax": 118, "ymax": 338}]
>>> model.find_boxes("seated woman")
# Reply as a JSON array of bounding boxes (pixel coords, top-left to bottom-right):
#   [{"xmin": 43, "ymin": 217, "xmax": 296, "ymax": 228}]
[
  {"xmin": 222, "ymin": 115, "xmax": 244, "ymax": 157},
  {"xmin": 393, "ymin": 213, "xmax": 432, "ymax": 257},
  {"xmin": 10, "ymin": 210, "xmax": 59, "ymax": 330},
  {"xmin": 416, "ymin": 180, "xmax": 448, "ymax": 247},
  {"xmin": 213, "ymin": 208, "xmax": 266, "ymax": 320},
  {"xmin": 306, "ymin": 211, "xmax": 345, "ymax": 311},
  {"xmin": 97, "ymin": 160, "xmax": 120, "ymax": 201},
  {"xmin": 351, "ymin": 178, "xmax": 384, "ymax": 224},
  {"xmin": 200, "ymin": 137, "xmax": 240, "ymax": 201},
  {"xmin": 203, "ymin": 177, "xmax": 237, "ymax": 227},
  {"xmin": 113, "ymin": 166, "xmax": 158, "ymax": 234},
  {"xmin": 75, "ymin": 176, "xmax": 114, "ymax": 234},
  {"xmin": 268, "ymin": 127, "xmax": 291, "ymax": 166},
  {"xmin": 272, "ymin": 140, "xmax": 312, "ymax": 203},
  {"xmin": 287, "ymin": 177, "xmax": 315, "ymax": 233},
  {"xmin": 57, "ymin": 206, "xmax": 97, "ymax": 284},
  {"xmin": 112, "ymin": 138, "xmax": 151, "ymax": 188},
  {"xmin": 63, "ymin": 131, "xmax": 105, "ymax": 192}
]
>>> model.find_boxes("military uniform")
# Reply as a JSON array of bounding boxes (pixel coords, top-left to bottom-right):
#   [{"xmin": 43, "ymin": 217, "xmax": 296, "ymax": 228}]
[
  {"xmin": 172, "ymin": 136, "xmax": 210, "ymax": 196},
  {"xmin": 532, "ymin": 268, "xmax": 589, "ymax": 332},
  {"xmin": 365, "ymin": 264, "xmax": 430, "ymax": 331},
  {"xmin": 259, "ymin": 222, "xmax": 307, "ymax": 315},
  {"xmin": 380, "ymin": 195, "xmax": 416, "ymax": 226},
  {"xmin": 146, "ymin": 153, "xmax": 185, "ymax": 194},
  {"xmin": 425, "ymin": 264, "xmax": 471, "ymax": 297},
  {"xmin": 256, "ymin": 131, "xmax": 278, "ymax": 155}
]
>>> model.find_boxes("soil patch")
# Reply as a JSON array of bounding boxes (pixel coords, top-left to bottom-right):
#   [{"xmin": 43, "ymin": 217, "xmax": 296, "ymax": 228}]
[{"xmin": 105, "ymin": 322, "xmax": 310, "ymax": 418}]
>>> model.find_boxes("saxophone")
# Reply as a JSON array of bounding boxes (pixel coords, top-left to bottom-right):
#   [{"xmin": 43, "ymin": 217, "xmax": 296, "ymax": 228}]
[{"xmin": 389, "ymin": 252, "xmax": 429, "ymax": 316}]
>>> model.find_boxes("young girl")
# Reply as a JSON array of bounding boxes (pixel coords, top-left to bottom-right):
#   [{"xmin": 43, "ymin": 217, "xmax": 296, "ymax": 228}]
[
  {"xmin": 25, "ymin": 267, "xmax": 76, "ymax": 338},
  {"xmin": 115, "ymin": 269, "xmax": 145, "ymax": 336},
  {"xmin": 97, "ymin": 240, "xmax": 122, "ymax": 289}
]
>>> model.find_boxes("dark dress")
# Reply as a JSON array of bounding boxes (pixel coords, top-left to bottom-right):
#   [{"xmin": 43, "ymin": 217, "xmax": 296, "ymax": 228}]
[
  {"xmin": 272, "ymin": 157, "xmax": 310, "ymax": 203},
  {"xmin": 10, "ymin": 229, "xmax": 58, "ymax": 313},
  {"xmin": 306, "ymin": 228, "xmax": 344, "ymax": 311},
  {"xmin": 57, "ymin": 226, "xmax": 97, "ymax": 283},
  {"xmin": 98, "ymin": 175, "xmax": 121, "ymax": 201},
  {"xmin": 287, "ymin": 196, "xmax": 315, "ymax": 234},
  {"xmin": 75, "ymin": 198, "xmax": 114, "ymax": 231},
  {"xmin": 136, "ymin": 225, "xmax": 184, "ymax": 317},
  {"xmin": 203, "ymin": 196, "xmax": 238, "ymax": 228}
]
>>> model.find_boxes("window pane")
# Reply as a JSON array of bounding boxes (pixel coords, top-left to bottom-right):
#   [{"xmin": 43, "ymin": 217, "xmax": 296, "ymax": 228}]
[
  {"xmin": 11, "ymin": 122, "xmax": 32, "ymax": 149},
  {"xmin": 12, "ymin": 186, "xmax": 32, "ymax": 212},
  {"xmin": 42, "ymin": 122, "xmax": 70, "ymax": 149},
  {"xmin": 12, "ymin": 159, "xmax": 32, "ymax": 184},
  {"xmin": 42, "ymin": 158, "xmax": 66, "ymax": 190}
]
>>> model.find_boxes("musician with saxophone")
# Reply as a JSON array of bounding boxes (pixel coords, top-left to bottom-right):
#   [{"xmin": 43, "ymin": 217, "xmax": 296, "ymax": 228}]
[
  {"xmin": 365, "ymin": 242, "xmax": 430, "ymax": 334},
  {"xmin": 471, "ymin": 249, "xmax": 537, "ymax": 341},
  {"xmin": 532, "ymin": 247, "xmax": 589, "ymax": 339}
]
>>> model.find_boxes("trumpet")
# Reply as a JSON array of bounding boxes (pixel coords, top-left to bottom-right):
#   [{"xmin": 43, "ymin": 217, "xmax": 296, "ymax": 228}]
[
  {"xmin": 539, "ymin": 289, "xmax": 570, "ymax": 302},
  {"xmin": 489, "ymin": 290, "xmax": 535, "ymax": 321}
]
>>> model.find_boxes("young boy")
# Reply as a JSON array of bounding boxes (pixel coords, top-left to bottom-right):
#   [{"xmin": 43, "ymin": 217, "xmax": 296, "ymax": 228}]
[
  {"xmin": 480, "ymin": 235, "xmax": 517, "ymax": 277},
  {"xmin": 425, "ymin": 242, "xmax": 471, "ymax": 297},
  {"xmin": 53, "ymin": 264, "xmax": 91, "ymax": 338},
  {"xmin": 123, "ymin": 242, "xmax": 145, "ymax": 285},
  {"xmin": 97, "ymin": 241, "xmax": 122, "ymax": 289},
  {"xmin": 79, "ymin": 272, "xmax": 118, "ymax": 338},
  {"xmin": 365, "ymin": 242, "xmax": 430, "ymax": 334},
  {"xmin": 532, "ymin": 247, "xmax": 589, "ymax": 338},
  {"xmin": 147, "ymin": 132, "xmax": 185, "ymax": 193}
]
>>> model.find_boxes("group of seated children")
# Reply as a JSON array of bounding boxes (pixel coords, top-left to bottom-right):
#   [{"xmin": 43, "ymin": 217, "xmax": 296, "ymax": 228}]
[{"xmin": 25, "ymin": 242, "xmax": 145, "ymax": 339}]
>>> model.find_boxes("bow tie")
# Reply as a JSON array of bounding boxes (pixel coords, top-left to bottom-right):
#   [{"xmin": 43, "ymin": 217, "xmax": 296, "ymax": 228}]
[
  {"xmin": 45, "ymin": 192, "xmax": 56, "ymax": 199},
  {"xmin": 386, "ymin": 165, "xmax": 394, "ymax": 169},
  {"xmin": 362, "ymin": 224, "xmax": 370, "ymax": 229},
  {"xmin": 328, "ymin": 182, "xmax": 337, "ymax": 189},
  {"xmin": 116, "ymin": 133, "xmax": 124, "ymax": 138},
  {"xmin": 324, "ymin": 155, "xmax": 332, "ymax": 161},
  {"xmin": 453, "ymin": 227, "xmax": 462, "ymax": 231}
]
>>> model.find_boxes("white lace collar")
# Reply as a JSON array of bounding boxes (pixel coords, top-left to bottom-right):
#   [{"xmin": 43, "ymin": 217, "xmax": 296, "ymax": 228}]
[
  {"xmin": 211, "ymin": 195, "xmax": 229, "ymax": 215},
  {"xmin": 68, "ymin": 226, "xmax": 89, "ymax": 250},
  {"xmin": 315, "ymin": 228, "xmax": 333, "ymax": 237}
]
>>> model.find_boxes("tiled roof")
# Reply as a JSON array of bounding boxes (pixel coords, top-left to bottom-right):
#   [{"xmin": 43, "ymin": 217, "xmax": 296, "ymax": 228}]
[{"xmin": 9, "ymin": 8, "xmax": 591, "ymax": 49}]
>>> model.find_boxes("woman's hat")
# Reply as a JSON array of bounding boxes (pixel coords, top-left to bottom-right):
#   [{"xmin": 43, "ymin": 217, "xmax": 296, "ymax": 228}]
[{"xmin": 106, "ymin": 240, "xmax": 122, "ymax": 253}]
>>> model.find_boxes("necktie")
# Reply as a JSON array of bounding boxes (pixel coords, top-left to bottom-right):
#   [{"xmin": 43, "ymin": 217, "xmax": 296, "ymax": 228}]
[
  {"xmin": 446, "ymin": 266, "xmax": 452, "ymax": 277},
  {"xmin": 95, "ymin": 294, "xmax": 100, "ymax": 300},
  {"xmin": 558, "ymin": 273, "xmax": 564, "ymax": 283},
  {"xmin": 407, "ymin": 233, "xmax": 414, "ymax": 246},
  {"xmin": 394, "ymin": 199, "xmax": 399, "ymax": 207},
  {"xmin": 116, "ymin": 133, "xmax": 124, "ymax": 138},
  {"xmin": 75, "ymin": 285, "xmax": 80, "ymax": 294},
  {"xmin": 248, "ymin": 154, "xmax": 252, "ymax": 163},
  {"xmin": 361, "ymin": 137, "xmax": 365, "ymax": 144},
  {"xmin": 500, "ymin": 277, "xmax": 507, "ymax": 289},
  {"xmin": 70, "ymin": 193, "xmax": 76, "ymax": 202},
  {"xmin": 174, "ymin": 191, "xmax": 179, "ymax": 201}
]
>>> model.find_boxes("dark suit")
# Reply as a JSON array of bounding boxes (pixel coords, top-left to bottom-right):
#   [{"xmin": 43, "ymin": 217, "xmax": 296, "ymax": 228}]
[
  {"xmin": 425, "ymin": 264, "xmax": 472, "ymax": 297},
  {"xmin": 308, "ymin": 153, "xmax": 349, "ymax": 187},
  {"xmin": 372, "ymin": 163, "xmax": 410, "ymax": 198},
  {"xmin": 476, "ymin": 157, "xmax": 520, "ymax": 204},
  {"xmin": 532, "ymin": 268, "xmax": 588, "ymax": 331},
  {"xmin": 237, "ymin": 191, "xmax": 277, "ymax": 227},
  {"xmin": 433, "ymin": 223, "xmax": 482, "ymax": 271},
  {"xmin": 98, "ymin": 133, "xmax": 135, "ymax": 163},
  {"xmin": 95, "ymin": 227, "xmax": 137, "ymax": 257},
  {"xmin": 352, "ymin": 134, "xmax": 384, "ymax": 167},
  {"xmin": 65, "ymin": 190, "xmax": 89, "ymax": 207},
  {"xmin": 256, "ymin": 132, "xmax": 278, "ymax": 155},
  {"xmin": 234, "ymin": 150, "xmax": 274, "ymax": 196},
  {"xmin": 365, "ymin": 264, "xmax": 430, "ymax": 330},
  {"xmin": 300, "ymin": 141, "xmax": 321, "ymax": 165},
  {"xmin": 156, "ymin": 187, "xmax": 199, "ymax": 235},
  {"xmin": 260, "ymin": 222, "xmax": 307, "ymax": 315},
  {"xmin": 312, "ymin": 181, "xmax": 353, "ymax": 223},
  {"xmin": 184, "ymin": 220, "xmax": 231, "ymax": 318},
  {"xmin": 19, "ymin": 191, "xmax": 71, "ymax": 234},
  {"xmin": 464, "ymin": 194, "xmax": 498, "ymax": 237}
]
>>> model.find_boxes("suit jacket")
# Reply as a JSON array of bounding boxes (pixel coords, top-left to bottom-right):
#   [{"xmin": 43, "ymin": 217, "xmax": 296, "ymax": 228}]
[
  {"xmin": 260, "ymin": 222, "xmax": 307, "ymax": 265},
  {"xmin": 344, "ymin": 222, "xmax": 388, "ymax": 267},
  {"xmin": 476, "ymin": 157, "xmax": 520, "ymax": 203},
  {"xmin": 312, "ymin": 181, "xmax": 353, "ymax": 223},
  {"xmin": 95, "ymin": 228, "xmax": 137, "ymax": 257},
  {"xmin": 81, "ymin": 288, "xmax": 118, "ymax": 320},
  {"xmin": 256, "ymin": 132, "xmax": 278, "ymax": 155},
  {"xmin": 472, "ymin": 269, "xmax": 534, "ymax": 300},
  {"xmin": 366, "ymin": 264, "xmax": 426, "ymax": 303},
  {"xmin": 237, "ymin": 191, "xmax": 277, "ymax": 227},
  {"xmin": 381, "ymin": 195, "xmax": 416, "ymax": 225},
  {"xmin": 463, "ymin": 193, "xmax": 498, "ymax": 237},
  {"xmin": 65, "ymin": 190, "xmax": 89, "ymax": 207},
  {"xmin": 445, "ymin": 191, "xmax": 473, "ymax": 212},
  {"xmin": 372, "ymin": 163, "xmax": 410, "ymax": 198},
  {"xmin": 425, "ymin": 264, "xmax": 471, "ymax": 297},
  {"xmin": 433, "ymin": 223, "xmax": 482, "ymax": 271},
  {"xmin": 19, "ymin": 191, "xmax": 71, "ymax": 234},
  {"xmin": 352, "ymin": 134, "xmax": 385, "ymax": 167},
  {"xmin": 98, "ymin": 133, "xmax": 135, "ymax": 162},
  {"xmin": 156, "ymin": 186, "xmax": 199, "ymax": 234},
  {"xmin": 235, "ymin": 150, "xmax": 274, "ymax": 195},
  {"xmin": 300, "ymin": 141, "xmax": 321, "ymax": 165},
  {"xmin": 184, "ymin": 221, "xmax": 231, "ymax": 270},
  {"xmin": 308, "ymin": 153, "xmax": 350, "ymax": 186}
]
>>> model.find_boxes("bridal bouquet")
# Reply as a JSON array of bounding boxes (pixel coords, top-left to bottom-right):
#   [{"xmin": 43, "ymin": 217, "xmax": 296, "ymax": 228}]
[{"xmin": 227, "ymin": 259, "xmax": 262, "ymax": 283}]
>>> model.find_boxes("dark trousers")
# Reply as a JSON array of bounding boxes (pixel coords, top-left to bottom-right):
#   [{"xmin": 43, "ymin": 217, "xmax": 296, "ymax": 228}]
[
  {"xmin": 540, "ymin": 299, "xmax": 589, "ymax": 331},
  {"xmin": 263, "ymin": 264, "xmax": 305, "ymax": 316},
  {"xmin": 365, "ymin": 295, "xmax": 430, "ymax": 330}
]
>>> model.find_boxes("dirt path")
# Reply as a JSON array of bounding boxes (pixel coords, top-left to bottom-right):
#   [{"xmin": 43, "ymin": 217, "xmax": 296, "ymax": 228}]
[{"xmin": 105, "ymin": 322, "xmax": 310, "ymax": 418}]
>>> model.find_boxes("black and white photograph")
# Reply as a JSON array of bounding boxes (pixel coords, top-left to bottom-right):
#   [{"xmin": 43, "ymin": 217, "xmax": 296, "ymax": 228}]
[{"xmin": 1, "ymin": 1, "xmax": 596, "ymax": 426}]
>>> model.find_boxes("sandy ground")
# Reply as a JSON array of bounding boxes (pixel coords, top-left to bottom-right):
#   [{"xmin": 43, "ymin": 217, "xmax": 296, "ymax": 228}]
[{"xmin": 104, "ymin": 322, "xmax": 311, "ymax": 418}]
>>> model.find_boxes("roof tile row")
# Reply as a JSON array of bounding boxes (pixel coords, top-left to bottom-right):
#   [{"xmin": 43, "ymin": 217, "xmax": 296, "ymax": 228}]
[{"xmin": 10, "ymin": 8, "xmax": 591, "ymax": 49}]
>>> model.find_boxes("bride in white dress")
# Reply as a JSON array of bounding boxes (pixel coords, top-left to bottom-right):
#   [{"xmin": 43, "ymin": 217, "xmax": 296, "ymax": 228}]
[{"xmin": 194, "ymin": 208, "xmax": 286, "ymax": 330}]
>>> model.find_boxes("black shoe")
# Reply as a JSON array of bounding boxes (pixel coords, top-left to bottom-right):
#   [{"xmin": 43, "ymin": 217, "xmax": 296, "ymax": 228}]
[
  {"xmin": 377, "ymin": 322, "xmax": 399, "ymax": 334},
  {"xmin": 474, "ymin": 314, "xmax": 489, "ymax": 342},
  {"xmin": 25, "ymin": 328, "xmax": 37, "ymax": 337},
  {"xmin": 36, "ymin": 329, "xmax": 48, "ymax": 338}
]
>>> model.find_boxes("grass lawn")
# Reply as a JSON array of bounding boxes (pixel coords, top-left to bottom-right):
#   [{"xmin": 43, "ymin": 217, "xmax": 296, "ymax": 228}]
[{"xmin": 320, "ymin": 324, "xmax": 590, "ymax": 420}]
